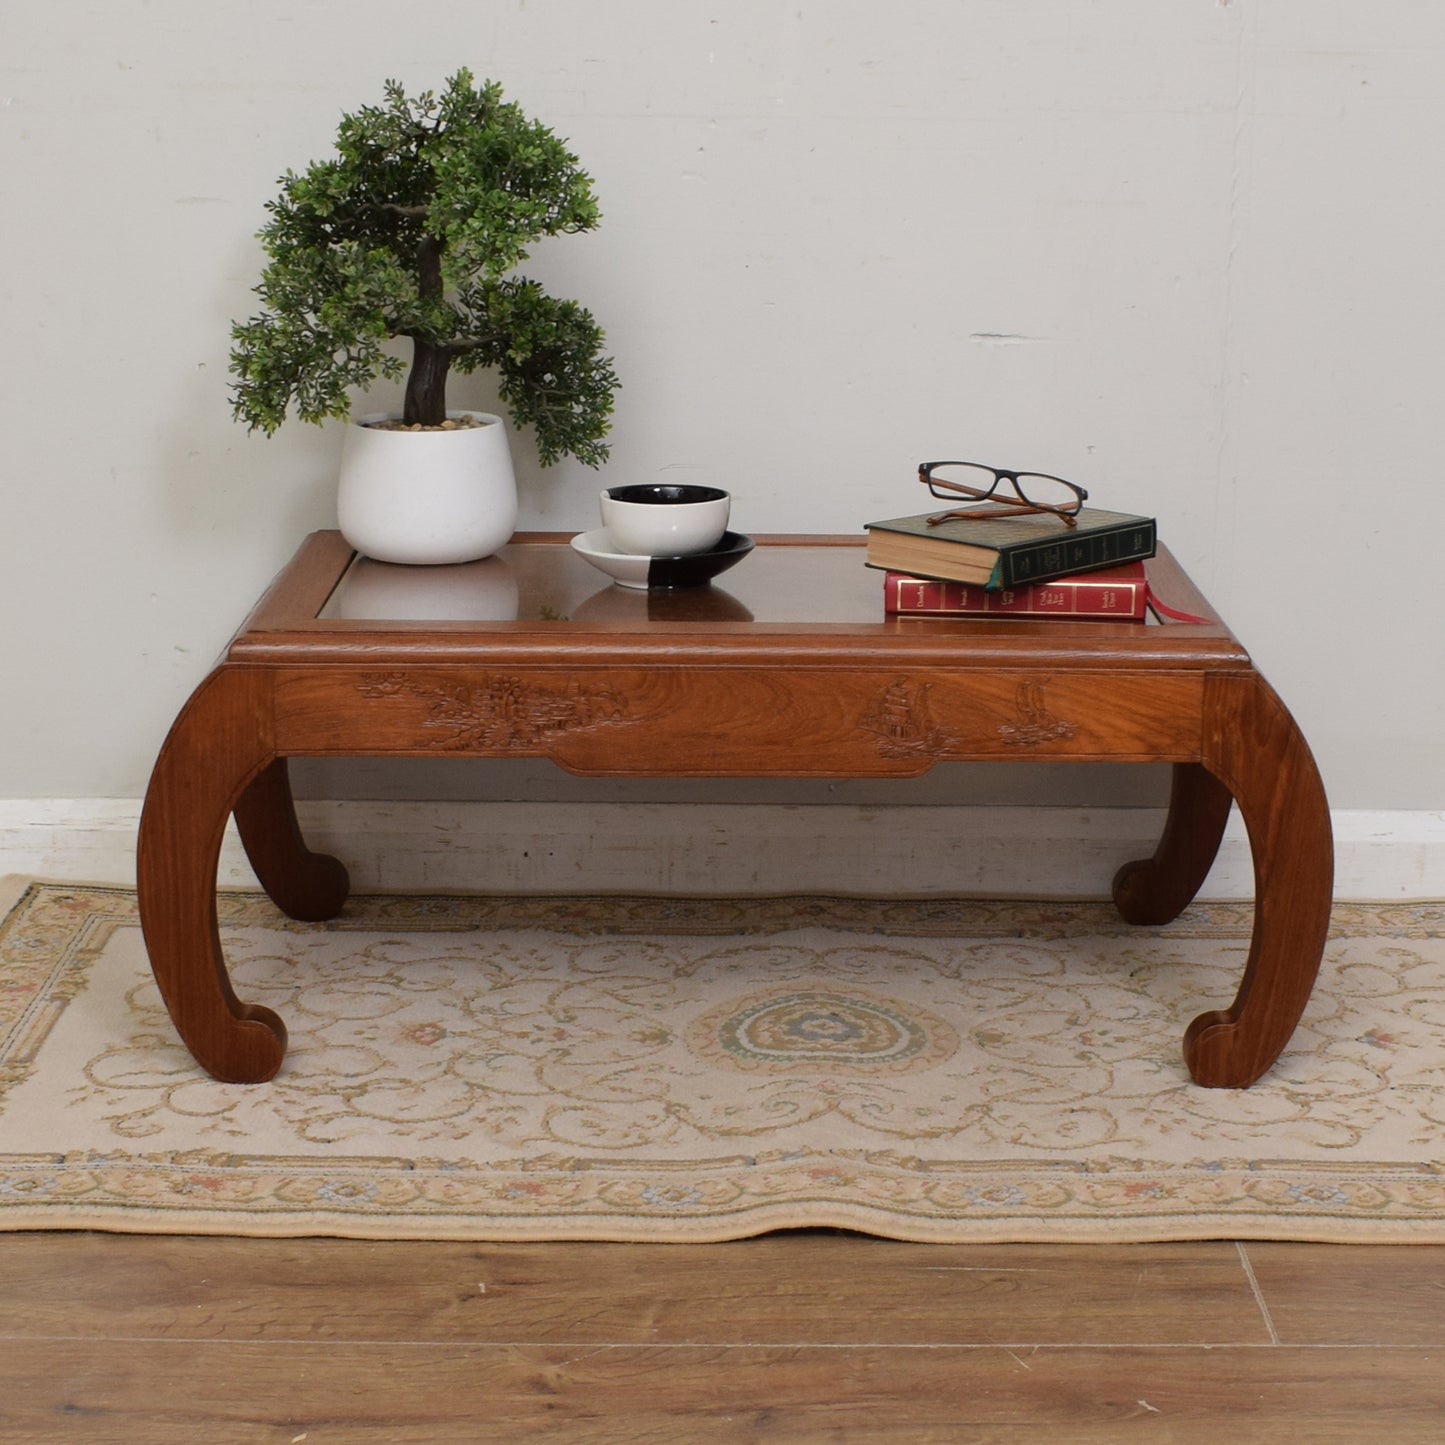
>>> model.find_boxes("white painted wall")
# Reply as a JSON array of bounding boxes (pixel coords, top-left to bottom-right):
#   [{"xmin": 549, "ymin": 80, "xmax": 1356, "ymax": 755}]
[{"xmin": 2, "ymin": 1, "xmax": 1442, "ymax": 812}]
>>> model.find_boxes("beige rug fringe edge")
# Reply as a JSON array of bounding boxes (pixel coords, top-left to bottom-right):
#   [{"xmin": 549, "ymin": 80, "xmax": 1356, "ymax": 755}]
[{"xmin": 6, "ymin": 1207, "xmax": 1445, "ymax": 1246}]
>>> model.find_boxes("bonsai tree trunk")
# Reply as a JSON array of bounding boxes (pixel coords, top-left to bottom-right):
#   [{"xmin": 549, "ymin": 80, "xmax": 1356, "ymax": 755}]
[
  {"xmin": 402, "ymin": 235, "xmax": 452, "ymax": 427},
  {"xmin": 403, "ymin": 340, "xmax": 452, "ymax": 427}
]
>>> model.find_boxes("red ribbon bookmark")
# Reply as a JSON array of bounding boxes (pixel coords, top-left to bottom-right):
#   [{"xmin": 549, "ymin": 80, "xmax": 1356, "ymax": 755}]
[{"xmin": 1147, "ymin": 586, "xmax": 1210, "ymax": 625}]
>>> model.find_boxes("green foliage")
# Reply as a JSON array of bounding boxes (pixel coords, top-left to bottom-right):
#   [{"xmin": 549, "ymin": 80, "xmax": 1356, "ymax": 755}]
[{"xmin": 229, "ymin": 71, "xmax": 618, "ymax": 465}]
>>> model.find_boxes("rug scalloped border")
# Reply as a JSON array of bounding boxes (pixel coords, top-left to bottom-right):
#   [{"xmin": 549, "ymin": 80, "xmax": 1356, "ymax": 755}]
[{"xmin": 3, "ymin": 878, "xmax": 1444, "ymax": 1244}]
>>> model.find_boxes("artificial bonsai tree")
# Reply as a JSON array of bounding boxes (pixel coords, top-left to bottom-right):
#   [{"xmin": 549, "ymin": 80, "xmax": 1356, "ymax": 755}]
[{"xmin": 229, "ymin": 71, "xmax": 618, "ymax": 466}]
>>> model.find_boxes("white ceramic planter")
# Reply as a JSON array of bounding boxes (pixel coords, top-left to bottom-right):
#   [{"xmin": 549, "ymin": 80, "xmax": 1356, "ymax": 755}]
[{"xmin": 337, "ymin": 410, "xmax": 518, "ymax": 564}]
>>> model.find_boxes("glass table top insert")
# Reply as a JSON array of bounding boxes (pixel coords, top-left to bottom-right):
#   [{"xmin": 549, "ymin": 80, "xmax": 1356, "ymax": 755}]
[{"xmin": 317, "ymin": 537, "xmax": 1162, "ymax": 629}]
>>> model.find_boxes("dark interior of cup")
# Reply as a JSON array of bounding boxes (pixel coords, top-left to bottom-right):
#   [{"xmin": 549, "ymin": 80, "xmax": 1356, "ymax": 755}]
[{"xmin": 605, "ymin": 484, "xmax": 728, "ymax": 505}]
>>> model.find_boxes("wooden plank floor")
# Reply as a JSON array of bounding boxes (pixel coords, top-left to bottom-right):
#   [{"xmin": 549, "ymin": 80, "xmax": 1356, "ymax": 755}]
[{"xmin": 2, "ymin": 1232, "xmax": 1442, "ymax": 1442}]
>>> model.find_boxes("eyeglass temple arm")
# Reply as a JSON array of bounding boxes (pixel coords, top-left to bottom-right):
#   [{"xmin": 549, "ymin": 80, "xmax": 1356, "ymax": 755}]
[
  {"xmin": 926, "ymin": 505, "xmax": 1080, "ymax": 528},
  {"xmin": 919, "ymin": 473, "xmax": 995, "ymax": 502}
]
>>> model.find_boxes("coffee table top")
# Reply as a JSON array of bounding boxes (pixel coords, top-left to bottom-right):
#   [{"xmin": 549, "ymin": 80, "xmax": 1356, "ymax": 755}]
[{"xmin": 229, "ymin": 531, "xmax": 1248, "ymax": 671}]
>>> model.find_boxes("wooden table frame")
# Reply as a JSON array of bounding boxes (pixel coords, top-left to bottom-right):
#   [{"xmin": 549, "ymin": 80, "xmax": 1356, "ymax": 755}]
[{"xmin": 137, "ymin": 532, "xmax": 1333, "ymax": 1088}]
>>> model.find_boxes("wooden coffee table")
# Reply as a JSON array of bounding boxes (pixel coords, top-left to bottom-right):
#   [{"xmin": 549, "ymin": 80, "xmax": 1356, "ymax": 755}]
[{"xmin": 138, "ymin": 531, "xmax": 1333, "ymax": 1088}]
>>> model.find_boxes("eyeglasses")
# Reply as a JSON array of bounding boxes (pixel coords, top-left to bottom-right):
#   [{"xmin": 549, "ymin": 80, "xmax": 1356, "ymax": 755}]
[{"xmin": 919, "ymin": 461, "xmax": 1088, "ymax": 529}]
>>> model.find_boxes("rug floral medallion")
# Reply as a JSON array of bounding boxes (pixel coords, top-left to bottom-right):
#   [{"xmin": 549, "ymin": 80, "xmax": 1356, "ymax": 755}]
[{"xmin": 1, "ymin": 879, "xmax": 1443, "ymax": 1242}]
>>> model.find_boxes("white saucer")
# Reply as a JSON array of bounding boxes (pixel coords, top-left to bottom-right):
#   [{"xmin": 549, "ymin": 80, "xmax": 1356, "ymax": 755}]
[
  {"xmin": 569, "ymin": 529, "xmax": 755, "ymax": 590},
  {"xmin": 569, "ymin": 529, "xmax": 654, "ymax": 588}
]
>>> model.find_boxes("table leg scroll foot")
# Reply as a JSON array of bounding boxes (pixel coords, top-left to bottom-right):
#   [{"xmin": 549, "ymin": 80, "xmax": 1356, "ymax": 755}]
[
  {"xmin": 137, "ymin": 667, "xmax": 290, "ymax": 1083},
  {"xmin": 1183, "ymin": 1008, "xmax": 1261, "ymax": 1090},
  {"xmin": 233, "ymin": 758, "xmax": 350, "ymax": 922},
  {"xmin": 1182, "ymin": 675, "xmax": 1333, "ymax": 1088},
  {"xmin": 1112, "ymin": 763, "xmax": 1233, "ymax": 925}
]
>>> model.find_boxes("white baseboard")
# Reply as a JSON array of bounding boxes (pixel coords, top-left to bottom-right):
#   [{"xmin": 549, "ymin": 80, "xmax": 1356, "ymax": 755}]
[{"xmin": 2, "ymin": 799, "xmax": 1441, "ymax": 901}]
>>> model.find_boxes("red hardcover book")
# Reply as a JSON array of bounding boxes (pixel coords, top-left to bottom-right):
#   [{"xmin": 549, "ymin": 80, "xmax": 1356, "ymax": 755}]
[{"xmin": 883, "ymin": 563, "xmax": 1149, "ymax": 620}]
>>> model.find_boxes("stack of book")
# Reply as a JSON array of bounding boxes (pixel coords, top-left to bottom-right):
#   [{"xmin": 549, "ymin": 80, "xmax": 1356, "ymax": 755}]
[{"xmin": 864, "ymin": 505, "xmax": 1161, "ymax": 621}]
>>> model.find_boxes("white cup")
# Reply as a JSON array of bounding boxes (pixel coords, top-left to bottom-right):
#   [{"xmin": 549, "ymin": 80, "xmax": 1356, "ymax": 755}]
[{"xmin": 600, "ymin": 484, "xmax": 730, "ymax": 556}]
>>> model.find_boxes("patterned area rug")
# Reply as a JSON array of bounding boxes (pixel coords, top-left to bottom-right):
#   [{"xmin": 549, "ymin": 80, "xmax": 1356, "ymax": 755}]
[{"xmin": 2, "ymin": 878, "xmax": 1443, "ymax": 1242}]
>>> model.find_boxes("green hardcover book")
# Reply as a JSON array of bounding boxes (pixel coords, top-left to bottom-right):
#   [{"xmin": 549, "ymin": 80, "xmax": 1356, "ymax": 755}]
[{"xmin": 864, "ymin": 506, "xmax": 1157, "ymax": 590}]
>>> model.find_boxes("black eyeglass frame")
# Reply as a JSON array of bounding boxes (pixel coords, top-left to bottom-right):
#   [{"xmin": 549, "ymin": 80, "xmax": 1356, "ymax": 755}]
[{"xmin": 918, "ymin": 461, "xmax": 1089, "ymax": 528}]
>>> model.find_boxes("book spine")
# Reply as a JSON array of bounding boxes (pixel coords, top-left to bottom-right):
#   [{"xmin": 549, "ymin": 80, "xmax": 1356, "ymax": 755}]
[
  {"xmin": 884, "ymin": 571, "xmax": 1148, "ymax": 619},
  {"xmin": 997, "ymin": 520, "xmax": 1158, "ymax": 589}
]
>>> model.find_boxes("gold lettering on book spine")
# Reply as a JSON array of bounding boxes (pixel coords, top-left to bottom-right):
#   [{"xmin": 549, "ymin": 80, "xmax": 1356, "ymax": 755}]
[{"xmin": 358, "ymin": 673, "xmax": 627, "ymax": 750}]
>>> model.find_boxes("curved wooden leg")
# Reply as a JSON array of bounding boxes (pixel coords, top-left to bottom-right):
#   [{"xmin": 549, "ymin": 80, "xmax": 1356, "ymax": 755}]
[
  {"xmin": 1112, "ymin": 763, "xmax": 1234, "ymax": 925},
  {"xmin": 137, "ymin": 667, "xmax": 288, "ymax": 1083},
  {"xmin": 233, "ymin": 758, "xmax": 350, "ymax": 922},
  {"xmin": 1182, "ymin": 674, "xmax": 1333, "ymax": 1088}
]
